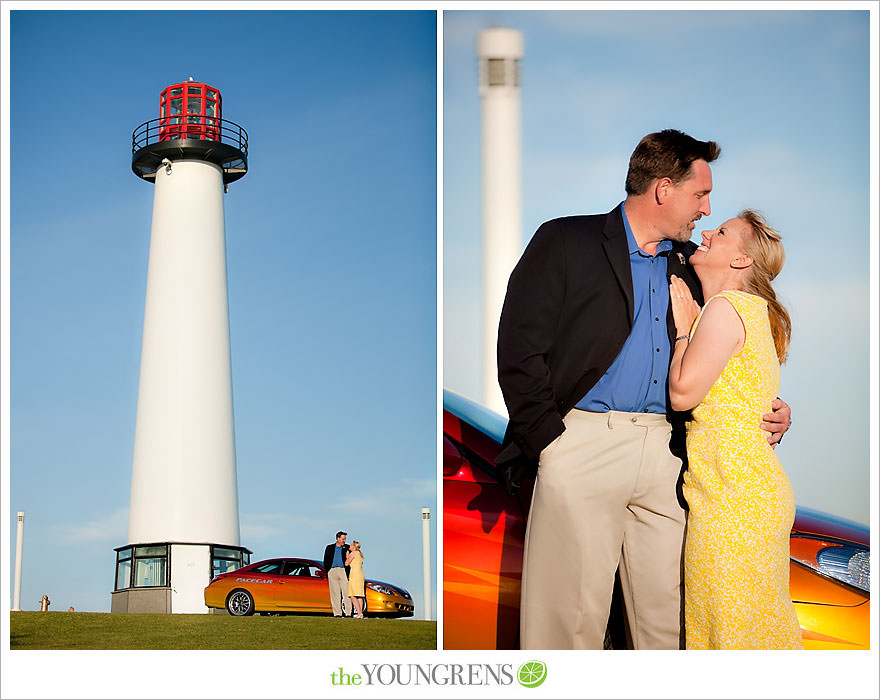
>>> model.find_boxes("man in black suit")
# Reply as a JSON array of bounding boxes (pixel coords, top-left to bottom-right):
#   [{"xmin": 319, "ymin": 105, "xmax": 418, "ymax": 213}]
[
  {"xmin": 323, "ymin": 531, "xmax": 351, "ymax": 617},
  {"xmin": 496, "ymin": 130, "xmax": 791, "ymax": 649}
]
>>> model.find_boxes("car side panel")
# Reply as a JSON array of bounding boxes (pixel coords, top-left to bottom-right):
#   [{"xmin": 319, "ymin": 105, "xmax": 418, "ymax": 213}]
[
  {"xmin": 797, "ymin": 599, "xmax": 870, "ymax": 650},
  {"xmin": 790, "ymin": 562, "xmax": 870, "ymax": 649},
  {"xmin": 443, "ymin": 467, "xmax": 527, "ymax": 649},
  {"xmin": 277, "ymin": 573, "xmax": 330, "ymax": 611},
  {"xmin": 231, "ymin": 574, "xmax": 284, "ymax": 611},
  {"xmin": 204, "ymin": 580, "xmax": 229, "ymax": 609}
]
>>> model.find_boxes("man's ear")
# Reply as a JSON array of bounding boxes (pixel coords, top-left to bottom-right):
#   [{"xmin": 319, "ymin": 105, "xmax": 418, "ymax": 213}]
[{"xmin": 655, "ymin": 177, "xmax": 673, "ymax": 205}]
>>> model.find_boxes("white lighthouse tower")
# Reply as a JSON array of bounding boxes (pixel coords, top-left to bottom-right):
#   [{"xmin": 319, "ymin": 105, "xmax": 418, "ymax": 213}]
[
  {"xmin": 112, "ymin": 79, "xmax": 251, "ymax": 614},
  {"xmin": 478, "ymin": 28, "xmax": 523, "ymax": 416}
]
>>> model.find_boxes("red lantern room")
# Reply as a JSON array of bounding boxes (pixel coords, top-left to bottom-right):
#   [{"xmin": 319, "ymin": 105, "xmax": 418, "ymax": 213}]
[
  {"xmin": 132, "ymin": 78, "xmax": 248, "ymax": 185},
  {"xmin": 159, "ymin": 79, "xmax": 221, "ymax": 141}
]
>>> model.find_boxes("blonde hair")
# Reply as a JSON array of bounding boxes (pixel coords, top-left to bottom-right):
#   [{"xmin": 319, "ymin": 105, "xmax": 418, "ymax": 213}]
[
  {"xmin": 352, "ymin": 541, "xmax": 363, "ymax": 556},
  {"xmin": 738, "ymin": 209, "xmax": 791, "ymax": 363}
]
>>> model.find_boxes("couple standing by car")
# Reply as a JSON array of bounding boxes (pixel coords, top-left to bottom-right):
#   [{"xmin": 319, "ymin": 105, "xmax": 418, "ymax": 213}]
[
  {"xmin": 496, "ymin": 129, "xmax": 802, "ymax": 650},
  {"xmin": 323, "ymin": 531, "xmax": 366, "ymax": 618}
]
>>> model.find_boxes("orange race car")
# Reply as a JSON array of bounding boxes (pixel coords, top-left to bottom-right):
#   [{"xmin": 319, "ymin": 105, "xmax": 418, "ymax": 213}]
[
  {"xmin": 204, "ymin": 557, "xmax": 414, "ymax": 618},
  {"xmin": 443, "ymin": 389, "xmax": 869, "ymax": 650}
]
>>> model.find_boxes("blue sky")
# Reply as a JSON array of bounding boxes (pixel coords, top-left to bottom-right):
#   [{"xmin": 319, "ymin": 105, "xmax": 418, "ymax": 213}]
[
  {"xmin": 444, "ymin": 9, "xmax": 874, "ymax": 529},
  {"xmin": 5, "ymin": 8, "xmax": 437, "ymax": 629}
]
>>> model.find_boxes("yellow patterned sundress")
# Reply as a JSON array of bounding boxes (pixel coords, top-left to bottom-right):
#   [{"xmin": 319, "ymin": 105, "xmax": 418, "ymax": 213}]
[
  {"xmin": 347, "ymin": 551, "xmax": 365, "ymax": 597},
  {"xmin": 682, "ymin": 290, "xmax": 803, "ymax": 649}
]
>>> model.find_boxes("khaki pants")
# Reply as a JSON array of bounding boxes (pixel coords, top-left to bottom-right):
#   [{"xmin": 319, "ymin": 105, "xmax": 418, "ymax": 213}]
[
  {"xmin": 520, "ymin": 410, "xmax": 686, "ymax": 649},
  {"xmin": 328, "ymin": 567, "xmax": 350, "ymax": 616}
]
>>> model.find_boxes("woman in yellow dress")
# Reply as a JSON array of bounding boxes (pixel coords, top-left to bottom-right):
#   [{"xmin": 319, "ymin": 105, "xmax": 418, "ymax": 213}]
[
  {"xmin": 346, "ymin": 541, "xmax": 366, "ymax": 618},
  {"xmin": 668, "ymin": 210, "xmax": 802, "ymax": 650}
]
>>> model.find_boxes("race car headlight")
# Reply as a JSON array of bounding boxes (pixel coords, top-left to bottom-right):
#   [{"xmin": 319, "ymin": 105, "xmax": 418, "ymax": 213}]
[
  {"xmin": 816, "ymin": 546, "xmax": 870, "ymax": 592},
  {"xmin": 790, "ymin": 537, "xmax": 870, "ymax": 593},
  {"xmin": 368, "ymin": 583, "xmax": 395, "ymax": 596}
]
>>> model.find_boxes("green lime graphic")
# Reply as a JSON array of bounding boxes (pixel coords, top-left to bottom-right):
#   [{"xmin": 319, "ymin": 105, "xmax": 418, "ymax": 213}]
[{"xmin": 517, "ymin": 660, "xmax": 547, "ymax": 688}]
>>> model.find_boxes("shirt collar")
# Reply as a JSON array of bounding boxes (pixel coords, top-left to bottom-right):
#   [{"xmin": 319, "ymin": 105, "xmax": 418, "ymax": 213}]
[{"xmin": 621, "ymin": 202, "xmax": 672, "ymax": 257}]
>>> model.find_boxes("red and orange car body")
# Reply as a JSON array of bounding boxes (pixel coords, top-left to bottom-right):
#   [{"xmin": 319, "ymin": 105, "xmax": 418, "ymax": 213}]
[
  {"xmin": 443, "ymin": 389, "xmax": 869, "ymax": 650},
  {"xmin": 204, "ymin": 557, "xmax": 414, "ymax": 617}
]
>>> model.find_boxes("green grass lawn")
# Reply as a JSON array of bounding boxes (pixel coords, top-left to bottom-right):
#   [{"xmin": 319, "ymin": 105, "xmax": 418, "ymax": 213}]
[{"xmin": 10, "ymin": 611, "xmax": 436, "ymax": 650}]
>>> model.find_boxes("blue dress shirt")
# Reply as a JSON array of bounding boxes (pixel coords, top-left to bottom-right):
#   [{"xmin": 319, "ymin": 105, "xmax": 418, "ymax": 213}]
[{"xmin": 575, "ymin": 203, "xmax": 672, "ymax": 414}]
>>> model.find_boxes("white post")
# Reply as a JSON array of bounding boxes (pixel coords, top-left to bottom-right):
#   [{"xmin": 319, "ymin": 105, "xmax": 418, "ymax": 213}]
[
  {"xmin": 421, "ymin": 507, "xmax": 431, "ymax": 621},
  {"xmin": 478, "ymin": 28, "xmax": 523, "ymax": 417},
  {"xmin": 13, "ymin": 512, "xmax": 24, "ymax": 611}
]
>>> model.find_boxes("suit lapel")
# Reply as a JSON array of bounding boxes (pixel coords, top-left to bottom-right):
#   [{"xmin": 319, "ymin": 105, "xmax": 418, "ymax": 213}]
[
  {"xmin": 666, "ymin": 241, "xmax": 703, "ymax": 343},
  {"xmin": 602, "ymin": 205, "xmax": 634, "ymax": 327},
  {"xmin": 667, "ymin": 242, "xmax": 703, "ymax": 304}
]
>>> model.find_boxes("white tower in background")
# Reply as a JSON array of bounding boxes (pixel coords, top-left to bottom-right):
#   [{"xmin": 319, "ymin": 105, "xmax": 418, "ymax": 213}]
[
  {"xmin": 112, "ymin": 79, "xmax": 251, "ymax": 614},
  {"xmin": 421, "ymin": 507, "xmax": 432, "ymax": 621},
  {"xmin": 13, "ymin": 512, "xmax": 24, "ymax": 611},
  {"xmin": 478, "ymin": 28, "xmax": 523, "ymax": 416}
]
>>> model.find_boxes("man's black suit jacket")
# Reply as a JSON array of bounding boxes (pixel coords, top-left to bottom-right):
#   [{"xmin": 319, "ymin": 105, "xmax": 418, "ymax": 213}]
[
  {"xmin": 495, "ymin": 204, "xmax": 703, "ymax": 488},
  {"xmin": 323, "ymin": 543, "xmax": 351, "ymax": 577}
]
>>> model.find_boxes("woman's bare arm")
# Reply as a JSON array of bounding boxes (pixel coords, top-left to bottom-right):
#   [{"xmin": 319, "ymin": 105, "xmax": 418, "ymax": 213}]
[{"xmin": 668, "ymin": 291, "xmax": 745, "ymax": 411}]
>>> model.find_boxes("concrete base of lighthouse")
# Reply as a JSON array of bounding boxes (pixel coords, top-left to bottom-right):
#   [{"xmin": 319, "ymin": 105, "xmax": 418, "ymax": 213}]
[
  {"xmin": 111, "ymin": 587, "xmax": 172, "ymax": 614},
  {"xmin": 111, "ymin": 542, "xmax": 250, "ymax": 614}
]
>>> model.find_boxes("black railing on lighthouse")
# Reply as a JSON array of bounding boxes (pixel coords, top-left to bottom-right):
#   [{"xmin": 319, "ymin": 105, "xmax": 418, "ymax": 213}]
[{"xmin": 131, "ymin": 117, "xmax": 249, "ymax": 185}]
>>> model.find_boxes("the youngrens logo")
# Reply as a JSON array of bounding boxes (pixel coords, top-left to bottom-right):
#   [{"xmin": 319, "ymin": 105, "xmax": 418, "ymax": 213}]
[
  {"xmin": 517, "ymin": 660, "xmax": 547, "ymax": 688},
  {"xmin": 329, "ymin": 661, "xmax": 547, "ymax": 688}
]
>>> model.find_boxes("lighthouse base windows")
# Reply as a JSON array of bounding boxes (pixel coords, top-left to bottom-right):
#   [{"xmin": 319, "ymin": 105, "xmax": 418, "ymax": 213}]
[
  {"xmin": 111, "ymin": 544, "xmax": 172, "ymax": 613},
  {"xmin": 111, "ymin": 542, "xmax": 251, "ymax": 614},
  {"xmin": 115, "ymin": 549, "xmax": 132, "ymax": 590},
  {"xmin": 134, "ymin": 546, "xmax": 168, "ymax": 587},
  {"xmin": 212, "ymin": 545, "xmax": 250, "ymax": 578},
  {"xmin": 113, "ymin": 544, "xmax": 169, "ymax": 590}
]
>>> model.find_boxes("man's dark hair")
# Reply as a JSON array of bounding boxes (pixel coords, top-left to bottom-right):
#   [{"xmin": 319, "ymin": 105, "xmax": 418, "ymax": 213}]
[
  {"xmin": 625, "ymin": 129, "xmax": 721, "ymax": 195},
  {"xmin": 336, "ymin": 531, "xmax": 347, "ymax": 539}
]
